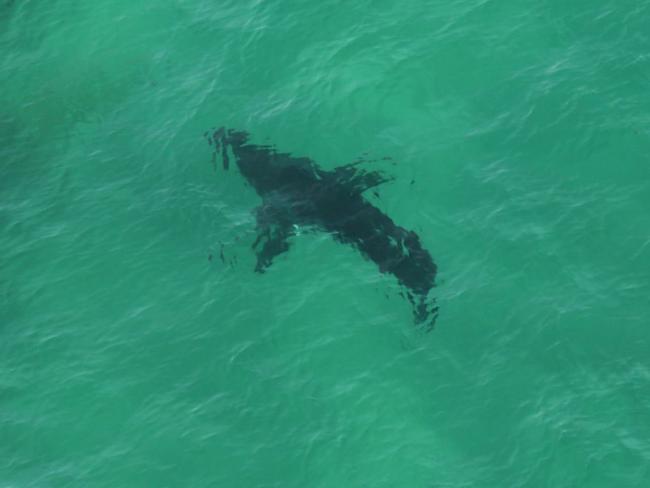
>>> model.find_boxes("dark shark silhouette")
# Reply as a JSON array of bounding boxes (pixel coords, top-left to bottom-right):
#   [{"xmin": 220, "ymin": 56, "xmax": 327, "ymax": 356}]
[{"xmin": 207, "ymin": 128, "xmax": 438, "ymax": 329}]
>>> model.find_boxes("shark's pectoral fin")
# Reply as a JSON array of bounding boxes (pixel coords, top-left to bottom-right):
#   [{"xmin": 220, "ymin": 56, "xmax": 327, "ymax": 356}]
[
  {"xmin": 333, "ymin": 162, "xmax": 394, "ymax": 194},
  {"xmin": 252, "ymin": 227, "xmax": 292, "ymax": 273},
  {"xmin": 251, "ymin": 204, "xmax": 294, "ymax": 273}
]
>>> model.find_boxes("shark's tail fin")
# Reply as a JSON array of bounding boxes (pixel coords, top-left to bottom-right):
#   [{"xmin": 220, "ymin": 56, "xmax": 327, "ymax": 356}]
[
  {"xmin": 205, "ymin": 127, "xmax": 229, "ymax": 170},
  {"xmin": 206, "ymin": 127, "xmax": 250, "ymax": 171}
]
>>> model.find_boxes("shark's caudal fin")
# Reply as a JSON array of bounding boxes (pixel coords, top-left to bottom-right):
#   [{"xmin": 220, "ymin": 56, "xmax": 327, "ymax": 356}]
[
  {"xmin": 207, "ymin": 127, "xmax": 229, "ymax": 170},
  {"xmin": 206, "ymin": 127, "xmax": 251, "ymax": 171}
]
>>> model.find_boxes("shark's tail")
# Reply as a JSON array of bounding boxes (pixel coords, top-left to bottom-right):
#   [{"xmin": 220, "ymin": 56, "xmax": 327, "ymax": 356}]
[
  {"xmin": 206, "ymin": 127, "xmax": 230, "ymax": 170},
  {"xmin": 205, "ymin": 127, "xmax": 251, "ymax": 171}
]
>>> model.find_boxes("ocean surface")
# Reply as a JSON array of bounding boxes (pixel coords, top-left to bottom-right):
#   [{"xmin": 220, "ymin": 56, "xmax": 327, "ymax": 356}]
[{"xmin": 2, "ymin": 1, "xmax": 650, "ymax": 486}]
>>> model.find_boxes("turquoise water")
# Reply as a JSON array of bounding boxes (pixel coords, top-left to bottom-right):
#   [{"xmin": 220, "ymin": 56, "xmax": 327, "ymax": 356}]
[{"xmin": 2, "ymin": 1, "xmax": 650, "ymax": 486}]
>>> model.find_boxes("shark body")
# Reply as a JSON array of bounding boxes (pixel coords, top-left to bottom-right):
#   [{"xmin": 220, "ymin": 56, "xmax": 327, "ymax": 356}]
[{"xmin": 209, "ymin": 128, "xmax": 438, "ymax": 328}]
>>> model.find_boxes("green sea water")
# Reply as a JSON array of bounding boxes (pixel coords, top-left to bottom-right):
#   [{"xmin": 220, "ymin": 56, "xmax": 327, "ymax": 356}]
[{"xmin": 2, "ymin": 1, "xmax": 650, "ymax": 486}]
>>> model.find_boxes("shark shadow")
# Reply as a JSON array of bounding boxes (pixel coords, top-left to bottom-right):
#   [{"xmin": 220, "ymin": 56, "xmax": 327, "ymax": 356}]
[{"xmin": 207, "ymin": 127, "xmax": 439, "ymax": 329}]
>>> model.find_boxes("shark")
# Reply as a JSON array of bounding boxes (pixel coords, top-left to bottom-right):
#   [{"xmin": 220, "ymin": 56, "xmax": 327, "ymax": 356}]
[{"xmin": 207, "ymin": 127, "xmax": 438, "ymax": 329}]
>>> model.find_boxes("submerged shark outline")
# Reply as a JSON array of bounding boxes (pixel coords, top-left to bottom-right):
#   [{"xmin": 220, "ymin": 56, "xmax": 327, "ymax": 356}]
[{"xmin": 207, "ymin": 127, "xmax": 439, "ymax": 329}]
